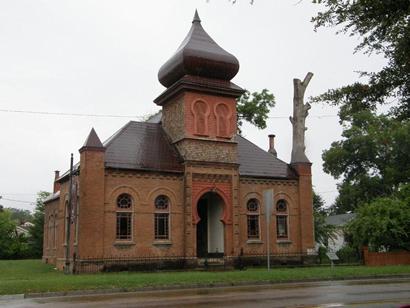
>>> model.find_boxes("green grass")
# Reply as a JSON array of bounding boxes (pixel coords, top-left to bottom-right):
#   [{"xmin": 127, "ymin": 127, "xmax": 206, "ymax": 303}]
[{"xmin": 1, "ymin": 260, "xmax": 410, "ymax": 295}]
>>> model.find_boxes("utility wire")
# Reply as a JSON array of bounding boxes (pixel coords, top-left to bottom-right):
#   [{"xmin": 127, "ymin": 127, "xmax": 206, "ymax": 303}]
[
  {"xmin": 0, "ymin": 108, "xmax": 338, "ymax": 119},
  {"xmin": 0, "ymin": 109, "xmax": 145, "ymax": 119},
  {"xmin": 0, "ymin": 196, "xmax": 35, "ymax": 205}
]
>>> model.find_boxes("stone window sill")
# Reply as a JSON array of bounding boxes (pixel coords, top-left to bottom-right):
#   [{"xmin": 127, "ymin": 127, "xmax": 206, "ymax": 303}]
[
  {"xmin": 276, "ymin": 239, "xmax": 292, "ymax": 244},
  {"xmin": 246, "ymin": 239, "xmax": 263, "ymax": 244},
  {"xmin": 153, "ymin": 240, "xmax": 172, "ymax": 246},
  {"xmin": 114, "ymin": 241, "xmax": 135, "ymax": 246}
]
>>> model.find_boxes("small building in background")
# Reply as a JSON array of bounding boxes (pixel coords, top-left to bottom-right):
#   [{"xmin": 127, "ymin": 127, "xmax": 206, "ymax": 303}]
[{"xmin": 325, "ymin": 213, "xmax": 356, "ymax": 252}]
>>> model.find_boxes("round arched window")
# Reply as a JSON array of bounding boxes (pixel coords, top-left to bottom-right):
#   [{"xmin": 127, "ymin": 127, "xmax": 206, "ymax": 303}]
[
  {"xmin": 155, "ymin": 195, "xmax": 169, "ymax": 210},
  {"xmin": 276, "ymin": 199, "xmax": 287, "ymax": 212},
  {"xmin": 246, "ymin": 198, "xmax": 259, "ymax": 212},
  {"xmin": 117, "ymin": 194, "xmax": 132, "ymax": 209}
]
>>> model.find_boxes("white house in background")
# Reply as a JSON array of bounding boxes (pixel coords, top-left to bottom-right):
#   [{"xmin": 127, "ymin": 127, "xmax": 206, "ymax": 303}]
[
  {"xmin": 16, "ymin": 222, "xmax": 34, "ymax": 237},
  {"xmin": 325, "ymin": 213, "xmax": 356, "ymax": 252}
]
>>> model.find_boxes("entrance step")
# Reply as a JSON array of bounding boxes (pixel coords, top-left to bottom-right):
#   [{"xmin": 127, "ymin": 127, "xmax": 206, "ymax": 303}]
[{"xmin": 197, "ymin": 258, "xmax": 232, "ymax": 271}]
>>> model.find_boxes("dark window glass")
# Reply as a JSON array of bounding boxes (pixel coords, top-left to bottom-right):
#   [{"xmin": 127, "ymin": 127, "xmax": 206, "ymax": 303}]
[
  {"xmin": 247, "ymin": 198, "xmax": 259, "ymax": 212},
  {"xmin": 117, "ymin": 194, "xmax": 132, "ymax": 209},
  {"xmin": 247, "ymin": 215, "xmax": 259, "ymax": 239},
  {"xmin": 155, "ymin": 195, "xmax": 169, "ymax": 210},
  {"xmin": 276, "ymin": 199, "xmax": 287, "ymax": 212},
  {"xmin": 155, "ymin": 213, "xmax": 169, "ymax": 240},
  {"xmin": 116, "ymin": 212, "xmax": 132, "ymax": 240},
  {"xmin": 276, "ymin": 215, "xmax": 288, "ymax": 238}
]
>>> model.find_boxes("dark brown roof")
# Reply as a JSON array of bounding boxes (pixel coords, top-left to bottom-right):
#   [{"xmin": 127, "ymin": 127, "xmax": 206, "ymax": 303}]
[
  {"xmin": 58, "ymin": 121, "xmax": 295, "ymax": 181},
  {"xmin": 158, "ymin": 10, "xmax": 240, "ymax": 88},
  {"xmin": 237, "ymin": 135, "xmax": 296, "ymax": 179},
  {"xmin": 104, "ymin": 121, "xmax": 183, "ymax": 173}
]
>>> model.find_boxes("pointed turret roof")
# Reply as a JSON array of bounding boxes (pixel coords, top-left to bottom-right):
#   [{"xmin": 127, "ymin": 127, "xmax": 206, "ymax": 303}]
[
  {"xmin": 79, "ymin": 128, "xmax": 105, "ymax": 152},
  {"xmin": 158, "ymin": 10, "xmax": 240, "ymax": 88}
]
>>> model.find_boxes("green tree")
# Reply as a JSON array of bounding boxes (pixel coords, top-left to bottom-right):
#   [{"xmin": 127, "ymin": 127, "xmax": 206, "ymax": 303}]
[
  {"xmin": 29, "ymin": 191, "xmax": 50, "ymax": 258},
  {"xmin": 236, "ymin": 89, "xmax": 275, "ymax": 134},
  {"xmin": 0, "ymin": 210, "xmax": 29, "ymax": 259},
  {"xmin": 347, "ymin": 196, "xmax": 410, "ymax": 251},
  {"xmin": 313, "ymin": 191, "xmax": 335, "ymax": 246},
  {"xmin": 7, "ymin": 207, "xmax": 33, "ymax": 225},
  {"xmin": 311, "ymin": 1, "xmax": 410, "ymax": 213}
]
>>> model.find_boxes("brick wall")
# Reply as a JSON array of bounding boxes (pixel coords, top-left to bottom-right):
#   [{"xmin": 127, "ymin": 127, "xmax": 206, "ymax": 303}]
[
  {"xmin": 175, "ymin": 139, "xmax": 237, "ymax": 163},
  {"xmin": 162, "ymin": 95, "xmax": 185, "ymax": 142},
  {"xmin": 239, "ymin": 178, "xmax": 302, "ymax": 256},
  {"xmin": 101, "ymin": 169, "xmax": 185, "ymax": 258},
  {"xmin": 363, "ymin": 247, "xmax": 410, "ymax": 266}
]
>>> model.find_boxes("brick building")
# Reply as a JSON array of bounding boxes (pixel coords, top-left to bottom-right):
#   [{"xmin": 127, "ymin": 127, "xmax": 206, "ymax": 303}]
[{"xmin": 43, "ymin": 11, "xmax": 315, "ymax": 272}]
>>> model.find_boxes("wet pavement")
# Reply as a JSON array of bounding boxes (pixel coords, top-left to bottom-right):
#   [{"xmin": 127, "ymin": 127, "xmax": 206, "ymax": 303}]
[{"xmin": 1, "ymin": 277, "xmax": 410, "ymax": 307}]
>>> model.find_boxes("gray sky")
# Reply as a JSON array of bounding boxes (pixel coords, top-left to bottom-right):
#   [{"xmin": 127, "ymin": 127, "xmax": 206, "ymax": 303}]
[{"xmin": 0, "ymin": 1, "xmax": 385, "ymax": 212}]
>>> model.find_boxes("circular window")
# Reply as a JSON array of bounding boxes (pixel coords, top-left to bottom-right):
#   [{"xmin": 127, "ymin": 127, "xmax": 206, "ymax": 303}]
[
  {"xmin": 155, "ymin": 195, "xmax": 169, "ymax": 210},
  {"xmin": 117, "ymin": 194, "xmax": 132, "ymax": 209},
  {"xmin": 247, "ymin": 198, "xmax": 259, "ymax": 212},
  {"xmin": 276, "ymin": 199, "xmax": 287, "ymax": 212}
]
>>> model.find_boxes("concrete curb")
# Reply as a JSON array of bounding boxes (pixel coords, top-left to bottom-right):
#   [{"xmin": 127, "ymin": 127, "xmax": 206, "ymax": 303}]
[
  {"xmin": 0, "ymin": 294, "xmax": 25, "ymax": 301},
  {"xmin": 20, "ymin": 273, "xmax": 410, "ymax": 299}
]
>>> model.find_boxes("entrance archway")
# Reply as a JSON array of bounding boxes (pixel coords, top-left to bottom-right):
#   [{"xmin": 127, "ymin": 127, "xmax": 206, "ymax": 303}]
[{"xmin": 196, "ymin": 192, "xmax": 225, "ymax": 258}]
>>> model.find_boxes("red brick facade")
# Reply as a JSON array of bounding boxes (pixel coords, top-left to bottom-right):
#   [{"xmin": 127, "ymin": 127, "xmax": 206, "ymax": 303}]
[
  {"xmin": 42, "ymin": 12, "xmax": 315, "ymax": 272},
  {"xmin": 43, "ymin": 89, "xmax": 315, "ymax": 271}
]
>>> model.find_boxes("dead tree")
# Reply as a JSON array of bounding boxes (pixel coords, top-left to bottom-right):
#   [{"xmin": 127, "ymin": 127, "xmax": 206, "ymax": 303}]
[{"xmin": 289, "ymin": 72, "xmax": 313, "ymax": 163}]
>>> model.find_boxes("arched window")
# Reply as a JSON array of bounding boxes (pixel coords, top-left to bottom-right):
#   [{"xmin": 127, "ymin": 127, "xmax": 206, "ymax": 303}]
[
  {"xmin": 47, "ymin": 215, "xmax": 52, "ymax": 249},
  {"xmin": 154, "ymin": 195, "xmax": 170, "ymax": 240},
  {"xmin": 246, "ymin": 198, "xmax": 260, "ymax": 239},
  {"xmin": 44, "ymin": 215, "xmax": 48, "ymax": 249},
  {"xmin": 53, "ymin": 212, "xmax": 57, "ymax": 248},
  {"xmin": 64, "ymin": 201, "xmax": 69, "ymax": 245},
  {"xmin": 276, "ymin": 199, "xmax": 288, "ymax": 239},
  {"xmin": 116, "ymin": 194, "xmax": 132, "ymax": 240},
  {"xmin": 193, "ymin": 100, "xmax": 209, "ymax": 136},
  {"xmin": 215, "ymin": 103, "xmax": 230, "ymax": 137}
]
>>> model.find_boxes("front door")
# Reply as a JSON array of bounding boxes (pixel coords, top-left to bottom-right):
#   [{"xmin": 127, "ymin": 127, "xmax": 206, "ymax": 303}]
[
  {"xmin": 196, "ymin": 198, "xmax": 208, "ymax": 258},
  {"xmin": 196, "ymin": 192, "xmax": 224, "ymax": 258}
]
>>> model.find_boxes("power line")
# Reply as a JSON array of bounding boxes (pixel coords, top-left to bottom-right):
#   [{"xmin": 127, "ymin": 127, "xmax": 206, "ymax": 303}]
[
  {"xmin": 0, "ymin": 109, "xmax": 146, "ymax": 119},
  {"xmin": 0, "ymin": 196, "xmax": 35, "ymax": 205},
  {"xmin": 0, "ymin": 108, "xmax": 338, "ymax": 120}
]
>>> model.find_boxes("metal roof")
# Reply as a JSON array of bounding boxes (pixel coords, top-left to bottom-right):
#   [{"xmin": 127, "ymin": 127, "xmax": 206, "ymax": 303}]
[
  {"xmin": 104, "ymin": 121, "xmax": 183, "ymax": 173},
  {"xmin": 58, "ymin": 120, "xmax": 295, "ymax": 180},
  {"xmin": 325, "ymin": 213, "xmax": 356, "ymax": 226},
  {"xmin": 237, "ymin": 135, "xmax": 296, "ymax": 179},
  {"xmin": 158, "ymin": 10, "xmax": 240, "ymax": 88}
]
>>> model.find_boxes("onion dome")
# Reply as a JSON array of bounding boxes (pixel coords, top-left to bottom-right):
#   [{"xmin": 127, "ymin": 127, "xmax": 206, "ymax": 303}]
[{"xmin": 158, "ymin": 10, "xmax": 240, "ymax": 88}]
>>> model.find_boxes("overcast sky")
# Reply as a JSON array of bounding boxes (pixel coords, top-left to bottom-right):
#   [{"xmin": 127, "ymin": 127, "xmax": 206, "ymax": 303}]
[{"xmin": 0, "ymin": 1, "xmax": 385, "ymax": 212}]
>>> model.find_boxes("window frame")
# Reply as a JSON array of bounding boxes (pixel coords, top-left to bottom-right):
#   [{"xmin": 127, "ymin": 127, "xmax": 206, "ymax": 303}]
[
  {"xmin": 275, "ymin": 199, "xmax": 289, "ymax": 240},
  {"xmin": 154, "ymin": 195, "xmax": 170, "ymax": 241},
  {"xmin": 115, "ymin": 193, "xmax": 133, "ymax": 241},
  {"xmin": 246, "ymin": 198, "xmax": 260, "ymax": 240}
]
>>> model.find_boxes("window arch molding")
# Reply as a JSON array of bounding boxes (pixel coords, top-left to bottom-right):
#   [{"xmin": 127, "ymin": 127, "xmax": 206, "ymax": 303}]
[
  {"xmin": 274, "ymin": 192, "xmax": 294, "ymax": 208},
  {"xmin": 108, "ymin": 185, "xmax": 140, "ymax": 209},
  {"xmin": 147, "ymin": 187, "xmax": 178, "ymax": 209},
  {"xmin": 213, "ymin": 102, "xmax": 232, "ymax": 138},
  {"xmin": 191, "ymin": 99, "xmax": 210, "ymax": 136}
]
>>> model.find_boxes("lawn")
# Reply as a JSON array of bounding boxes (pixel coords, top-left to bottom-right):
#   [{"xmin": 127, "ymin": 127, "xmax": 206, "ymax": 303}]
[{"xmin": 1, "ymin": 260, "xmax": 410, "ymax": 295}]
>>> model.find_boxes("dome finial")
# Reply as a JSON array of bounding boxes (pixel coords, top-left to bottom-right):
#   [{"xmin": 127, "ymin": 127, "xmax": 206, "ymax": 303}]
[{"xmin": 193, "ymin": 9, "xmax": 201, "ymax": 23}]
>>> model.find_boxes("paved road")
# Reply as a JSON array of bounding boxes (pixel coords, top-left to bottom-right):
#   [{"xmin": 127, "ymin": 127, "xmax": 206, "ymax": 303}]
[{"xmin": 1, "ymin": 277, "xmax": 410, "ymax": 307}]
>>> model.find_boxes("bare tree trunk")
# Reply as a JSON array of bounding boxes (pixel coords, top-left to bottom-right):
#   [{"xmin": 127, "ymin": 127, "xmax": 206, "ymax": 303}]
[{"xmin": 290, "ymin": 72, "xmax": 313, "ymax": 163}]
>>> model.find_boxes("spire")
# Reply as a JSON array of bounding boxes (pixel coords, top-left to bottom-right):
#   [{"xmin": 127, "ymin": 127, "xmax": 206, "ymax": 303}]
[
  {"xmin": 192, "ymin": 9, "xmax": 201, "ymax": 23},
  {"xmin": 79, "ymin": 128, "xmax": 105, "ymax": 152}
]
